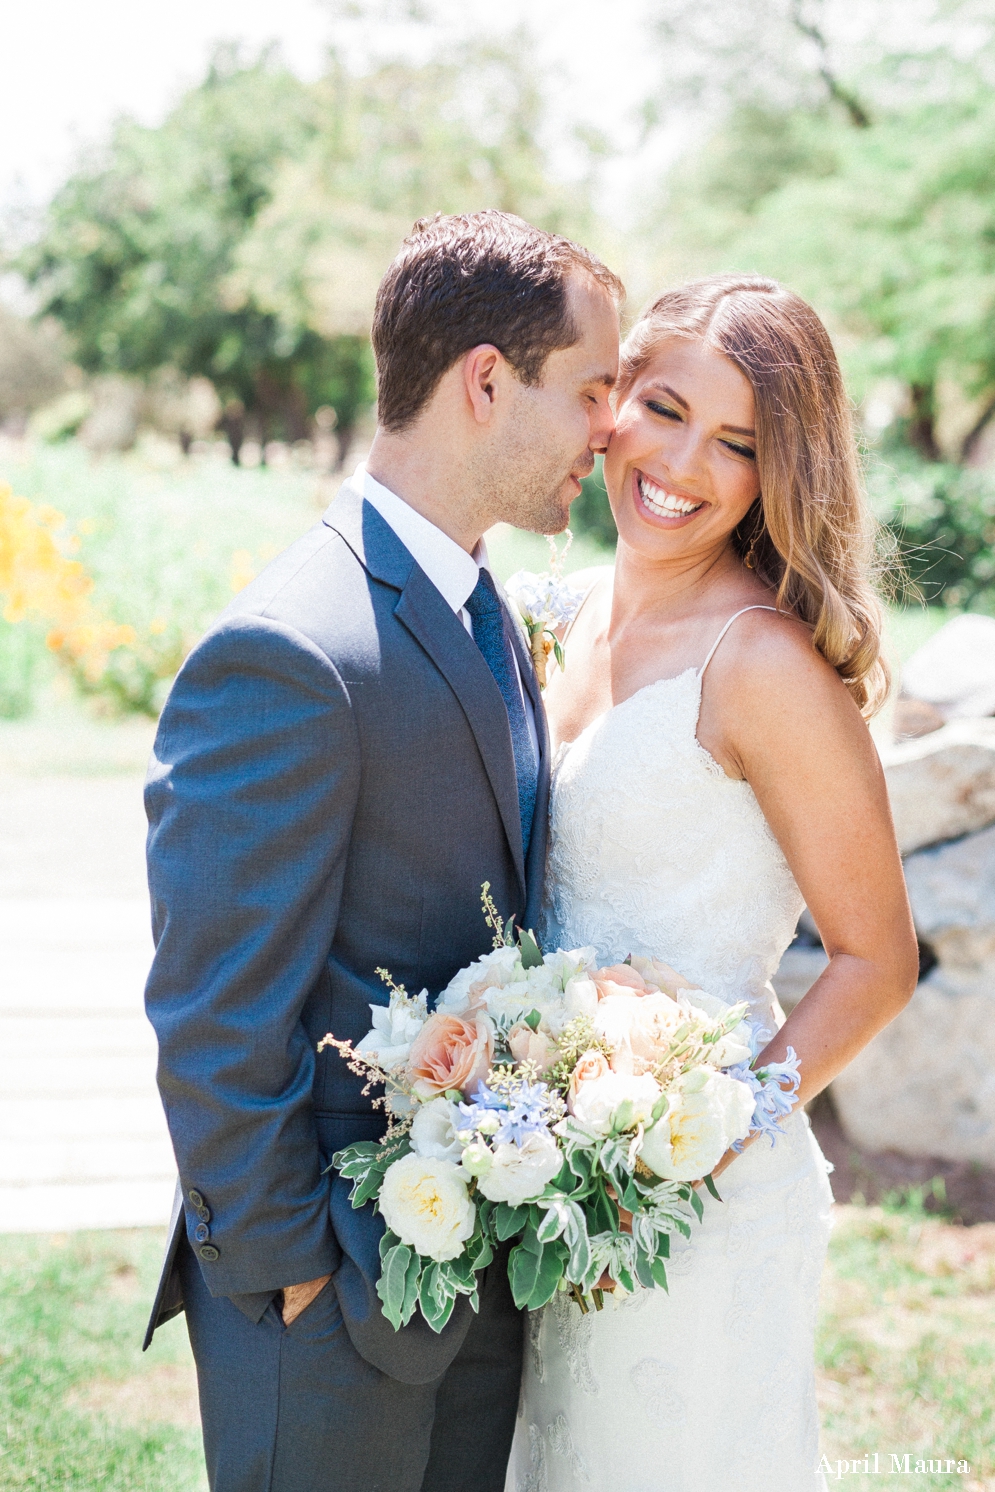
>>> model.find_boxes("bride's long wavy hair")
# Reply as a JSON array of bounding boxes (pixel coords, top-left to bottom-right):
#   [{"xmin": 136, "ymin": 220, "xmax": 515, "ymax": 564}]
[{"xmin": 619, "ymin": 274, "xmax": 889, "ymax": 717}]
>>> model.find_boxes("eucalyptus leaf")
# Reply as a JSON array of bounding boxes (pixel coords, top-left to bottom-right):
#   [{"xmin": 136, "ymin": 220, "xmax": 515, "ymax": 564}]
[{"xmin": 517, "ymin": 928, "xmax": 544, "ymax": 969}]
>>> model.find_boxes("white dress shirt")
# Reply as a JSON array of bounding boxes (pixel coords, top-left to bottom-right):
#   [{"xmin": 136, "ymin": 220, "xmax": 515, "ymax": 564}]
[{"xmin": 344, "ymin": 464, "xmax": 539, "ymax": 761}]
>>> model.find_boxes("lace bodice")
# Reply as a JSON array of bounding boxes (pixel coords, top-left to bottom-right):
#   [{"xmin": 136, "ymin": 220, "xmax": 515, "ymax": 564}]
[{"xmin": 543, "ymin": 617, "xmax": 803, "ymax": 1045}]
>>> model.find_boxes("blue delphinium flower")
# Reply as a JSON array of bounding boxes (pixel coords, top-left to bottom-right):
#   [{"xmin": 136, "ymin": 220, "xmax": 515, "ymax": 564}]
[
  {"xmin": 459, "ymin": 1078, "xmax": 557, "ymax": 1147},
  {"xmin": 727, "ymin": 1047, "xmax": 801, "ymax": 1149}
]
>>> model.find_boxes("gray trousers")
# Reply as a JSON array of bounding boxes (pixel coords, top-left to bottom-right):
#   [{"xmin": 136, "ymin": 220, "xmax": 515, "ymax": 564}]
[{"xmin": 179, "ymin": 1241, "xmax": 524, "ymax": 1492}]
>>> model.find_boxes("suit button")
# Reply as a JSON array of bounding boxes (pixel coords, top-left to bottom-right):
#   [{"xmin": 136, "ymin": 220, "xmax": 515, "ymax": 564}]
[
  {"xmin": 199, "ymin": 1245, "xmax": 220, "ymax": 1262},
  {"xmin": 194, "ymin": 1223, "xmax": 210, "ymax": 1243},
  {"xmin": 196, "ymin": 1205, "xmax": 211, "ymax": 1223},
  {"xmin": 188, "ymin": 1189, "xmax": 205, "ymax": 1209}
]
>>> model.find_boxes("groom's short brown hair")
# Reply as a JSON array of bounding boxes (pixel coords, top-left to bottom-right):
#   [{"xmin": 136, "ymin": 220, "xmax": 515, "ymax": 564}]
[{"xmin": 372, "ymin": 210, "xmax": 623, "ymax": 432}]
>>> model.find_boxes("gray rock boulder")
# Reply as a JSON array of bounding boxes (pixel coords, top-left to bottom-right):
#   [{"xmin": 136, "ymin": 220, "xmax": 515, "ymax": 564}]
[
  {"xmin": 881, "ymin": 718, "xmax": 995, "ymax": 856},
  {"xmin": 831, "ymin": 823, "xmax": 995, "ymax": 1163},
  {"xmin": 900, "ymin": 613, "xmax": 995, "ymax": 722}
]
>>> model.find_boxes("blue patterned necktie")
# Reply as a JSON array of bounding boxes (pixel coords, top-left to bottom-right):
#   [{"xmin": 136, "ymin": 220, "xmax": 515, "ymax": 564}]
[{"xmin": 464, "ymin": 568, "xmax": 538, "ymax": 859}]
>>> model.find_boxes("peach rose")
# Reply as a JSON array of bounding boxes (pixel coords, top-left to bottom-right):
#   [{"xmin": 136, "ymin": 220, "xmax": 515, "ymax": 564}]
[
  {"xmin": 629, "ymin": 954, "xmax": 698, "ymax": 997},
  {"xmin": 567, "ymin": 1049, "xmax": 612, "ymax": 1114},
  {"xmin": 407, "ymin": 1011, "xmax": 494, "ymax": 1099},
  {"xmin": 591, "ymin": 963, "xmax": 649, "ymax": 1001},
  {"xmin": 507, "ymin": 1023, "xmax": 557, "ymax": 1074}
]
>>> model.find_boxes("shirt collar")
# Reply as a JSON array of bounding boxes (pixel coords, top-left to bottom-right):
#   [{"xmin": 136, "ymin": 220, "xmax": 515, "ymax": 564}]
[{"xmin": 345, "ymin": 463, "xmax": 488, "ymax": 615}]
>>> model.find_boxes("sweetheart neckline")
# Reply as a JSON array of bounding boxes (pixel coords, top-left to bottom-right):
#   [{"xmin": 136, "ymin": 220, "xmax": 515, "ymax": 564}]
[
  {"xmin": 557, "ymin": 666, "xmax": 700, "ymax": 748},
  {"xmin": 553, "ymin": 666, "xmax": 748, "ymax": 786}
]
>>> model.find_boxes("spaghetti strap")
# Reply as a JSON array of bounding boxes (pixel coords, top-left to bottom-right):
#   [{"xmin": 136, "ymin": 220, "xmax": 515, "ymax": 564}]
[{"xmin": 699, "ymin": 605, "xmax": 779, "ymax": 677}]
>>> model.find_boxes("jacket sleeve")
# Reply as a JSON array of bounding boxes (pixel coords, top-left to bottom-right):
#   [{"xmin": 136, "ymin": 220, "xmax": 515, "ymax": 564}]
[{"xmin": 144, "ymin": 613, "xmax": 360, "ymax": 1299}]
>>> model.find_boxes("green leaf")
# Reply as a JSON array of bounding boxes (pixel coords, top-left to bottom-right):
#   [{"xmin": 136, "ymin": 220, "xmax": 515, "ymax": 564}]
[
  {"xmin": 332, "ymin": 1142, "xmax": 381, "ymax": 1178},
  {"xmin": 535, "ymin": 1195, "xmax": 590, "ymax": 1283},
  {"xmin": 649, "ymin": 1254, "xmax": 669, "ymax": 1291},
  {"xmin": 377, "ymin": 1242, "xmax": 414, "ymax": 1331},
  {"xmin": 419, "ymin": 1262, "xmax": 457, "ymax": 1333},
  {"xmin": 587, "ymin": 1181, "xmax": 618, "ymax": 1236},
  {"xmin": 517, "ymin": 928, "xmax": 544, "ymax": 969},
  {"xmin": 379, "ymin": 1228, "xmax": 402, "ymax": 1261},
  {"xmin": 508, "ymin": 1235, "xmax": 565, "ymax": 1311},
  {"xmin": 524, "ymin": 1008, "xmax": 542, "ymax": 1031},
  {"xmin": 703, "ymin": 1172, "xmax": 724, "ymax": 1203},
  {"xmin": 351, "ymin": 1166, "xmax": 387, "ymax": 1209},
  {"xmin": 494, "ymin": 1201, "xmax": 530, "ymax": 1241},
  {"xmin": 689, "ymin": 1188, "xmax": 704, "ymax": 1222},
  {"xmin": 553, "ymin": 638, "xmax": 565, "ymax": 670},
  {"xmin": 401, "ymin": 1249, "xmax": 422, "ymax": 1325}
]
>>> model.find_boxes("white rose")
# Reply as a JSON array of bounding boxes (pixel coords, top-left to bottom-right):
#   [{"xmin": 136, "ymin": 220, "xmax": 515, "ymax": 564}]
[
  {"xmin": 591, "ymin": 992, "xmax": 681, "ymax": 1074},
  {"xmin": 563, "ymin": 975, "xmax": 598, "ymax": 1021},
  {"xmin": 355, "ymin": 990, "xmax": 428, "ymax": 1070},
  {"xmin": 569, "ymin": 1072, "xmax": 662, "ymax": 1136},
  {"xmin": 409, "ymin": 1096, "xmax": 464, "ymax": 1162},
  {"xmin": 436, "ymin": 946, "xmax": 522, "ymax": 1015},
  {"xmin": 476, "ymin": 1132, "xmax": 562, "ymax": 1206},
  {"xmin": 543, "ymin": 946, "xmax": 597, "ymax": 985},
  {"xmin": 638, "ymin": 1068, "xmax": 755, "ymax": 1180},
  {"xmin": 679, "ymin": 990, "xmax": 753, "ymax": 1067},
  {"xmin": 379, "ymin": 1154, "xmax": 476, "ymax": 1261}
]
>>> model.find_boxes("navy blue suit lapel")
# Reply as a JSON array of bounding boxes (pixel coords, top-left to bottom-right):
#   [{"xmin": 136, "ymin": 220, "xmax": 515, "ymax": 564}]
[{"xmin": 325, "ymin": 492, "xmax": 527, "ymax": 901}]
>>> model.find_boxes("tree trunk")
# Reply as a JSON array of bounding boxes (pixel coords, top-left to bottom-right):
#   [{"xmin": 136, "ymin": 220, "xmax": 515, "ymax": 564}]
[{"xmin": 908, "ymin": 384, "xmax": 940, "ymax": 462}]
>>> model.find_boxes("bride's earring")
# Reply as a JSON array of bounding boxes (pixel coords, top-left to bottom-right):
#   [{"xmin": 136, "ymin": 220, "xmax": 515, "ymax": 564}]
[{"xmin": 744, "ymin": 503, "xmax": 764, "ymax": 570}]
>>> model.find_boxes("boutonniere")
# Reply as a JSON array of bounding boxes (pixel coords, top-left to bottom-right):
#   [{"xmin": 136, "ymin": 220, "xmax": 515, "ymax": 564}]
[{"xmin": 505, "ymin": 533, "xmax": 584, "ymax": 690}]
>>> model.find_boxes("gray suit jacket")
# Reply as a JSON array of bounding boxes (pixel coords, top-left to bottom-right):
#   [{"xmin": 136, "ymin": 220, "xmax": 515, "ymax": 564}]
[{"xmin": 142, "ymin": 487, "xmax": 549, "ymax": 1383}]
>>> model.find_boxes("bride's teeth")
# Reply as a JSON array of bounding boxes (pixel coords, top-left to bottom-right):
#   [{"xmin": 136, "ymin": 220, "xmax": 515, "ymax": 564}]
[{"xmin": 638, "ymin": 477, "xmax": 702, "ymax": 517}]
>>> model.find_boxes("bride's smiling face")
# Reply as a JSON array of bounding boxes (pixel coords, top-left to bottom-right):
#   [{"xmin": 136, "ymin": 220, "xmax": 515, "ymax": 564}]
[{"xmin": 604, "ymin": 335, "xmax": 761, "ymax": 559}]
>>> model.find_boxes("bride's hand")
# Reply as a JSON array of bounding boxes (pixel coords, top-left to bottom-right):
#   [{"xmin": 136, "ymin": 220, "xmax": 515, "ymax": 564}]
[{"xmin": 694, "ymin": 1131, "xmax": 761, "ymax": 1190}]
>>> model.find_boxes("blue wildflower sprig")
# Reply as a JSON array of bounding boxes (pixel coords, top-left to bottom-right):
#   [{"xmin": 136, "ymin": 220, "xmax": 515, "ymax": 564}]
[
  {"xmin": 727, "ymin": 1047, "xmax": 802, "ymax": 1150},
  {"xmin": 457, "ymin": 1073, "xmax": 563, "ymax": 1148}
]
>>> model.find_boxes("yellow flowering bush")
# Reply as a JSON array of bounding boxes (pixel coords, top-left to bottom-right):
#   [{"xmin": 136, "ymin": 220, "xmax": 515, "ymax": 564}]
[{"xmin": 0, "ymin": 483, "xmax": 139, "ymax": 698}]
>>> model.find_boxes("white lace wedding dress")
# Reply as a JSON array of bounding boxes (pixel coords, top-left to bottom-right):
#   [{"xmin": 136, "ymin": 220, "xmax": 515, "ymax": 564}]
[{"xmin": 506, "ymin": 608, "xmax": 834, "ymax": 1492}]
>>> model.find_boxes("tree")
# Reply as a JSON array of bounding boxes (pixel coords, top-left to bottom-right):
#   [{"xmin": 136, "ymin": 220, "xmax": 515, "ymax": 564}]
[
  {"xmin": 19, "ymin": 34, "xmax": 598, "ymax": 468},
  {"xmin": 644, "ymin": 2, "xmax": 995, "ymax": 463},
  {"xmin": 18, "ymin": 47, "xmax": 325, "ymax": 459}
]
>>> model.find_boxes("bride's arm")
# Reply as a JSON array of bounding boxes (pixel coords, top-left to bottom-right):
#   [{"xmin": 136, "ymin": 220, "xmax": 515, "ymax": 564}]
[{"xmin": 702, "ymin": 613, "xmax": 919, "ymax": 1136}]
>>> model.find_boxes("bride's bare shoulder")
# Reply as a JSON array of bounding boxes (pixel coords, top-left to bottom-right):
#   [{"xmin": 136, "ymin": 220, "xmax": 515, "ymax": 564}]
[{"xmin": 709, "ymin": 604, "xmax": 869, "ymax": 736}]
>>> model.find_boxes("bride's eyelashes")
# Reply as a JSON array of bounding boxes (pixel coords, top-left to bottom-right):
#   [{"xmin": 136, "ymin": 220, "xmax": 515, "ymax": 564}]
[
  {"xmin": 644, "ymin": 398, "xmax": 682, "ymax": 422},
  {"xmin": 720, "ymin": 439, "xmax": 756, "ymax": 461},
  {"xmin": 642, "ymin": 400, "xmax": 756, "ymax": 463}
]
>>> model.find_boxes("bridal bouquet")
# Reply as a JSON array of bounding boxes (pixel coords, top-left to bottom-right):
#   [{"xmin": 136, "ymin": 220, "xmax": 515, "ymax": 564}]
[{"xmin": 321, "ymin": 888, "xmax": 800, "ymax": 1330}]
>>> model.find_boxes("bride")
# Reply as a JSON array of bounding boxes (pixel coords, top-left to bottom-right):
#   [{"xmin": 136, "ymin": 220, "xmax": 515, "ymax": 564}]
[{"xmin": 506, "ymin": 274, "xmax": 919, "ymax": 1492}]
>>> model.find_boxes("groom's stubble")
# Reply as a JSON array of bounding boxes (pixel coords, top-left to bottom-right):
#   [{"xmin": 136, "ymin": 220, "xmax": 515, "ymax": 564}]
[{"xmin": 465, "ymin": 273, "xmax": 620, "ymax": 538}]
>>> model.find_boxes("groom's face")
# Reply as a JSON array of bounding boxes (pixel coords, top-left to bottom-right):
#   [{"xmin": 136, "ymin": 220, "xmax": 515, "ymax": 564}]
[{"xmin": 476, "ymin": 273, "xmax": 619, "ymax": 535}]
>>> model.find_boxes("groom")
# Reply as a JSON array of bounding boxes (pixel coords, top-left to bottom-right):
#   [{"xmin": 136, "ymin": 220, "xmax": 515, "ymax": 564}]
[{"xmin": 142, "ymin": 209, "xmax": 621, "ymax": 1492}]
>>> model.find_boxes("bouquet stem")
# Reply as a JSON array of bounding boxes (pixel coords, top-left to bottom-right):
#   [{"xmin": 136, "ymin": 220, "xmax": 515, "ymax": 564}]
[{"xmin": 568, "ymin": 1283, "xmax": 590, "ymax": 1314}]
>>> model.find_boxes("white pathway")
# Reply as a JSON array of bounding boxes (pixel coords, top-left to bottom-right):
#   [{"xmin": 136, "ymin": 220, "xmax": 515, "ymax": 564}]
[{"xmin": 0, "ymin": 772, "xmax": 175, "ymax": 1232}]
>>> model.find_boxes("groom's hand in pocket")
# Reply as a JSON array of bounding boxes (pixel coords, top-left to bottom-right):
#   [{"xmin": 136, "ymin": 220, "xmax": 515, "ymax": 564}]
[{"xmin": 280, "ymin": 1274, "xmax": 332, "ymax": 1326}]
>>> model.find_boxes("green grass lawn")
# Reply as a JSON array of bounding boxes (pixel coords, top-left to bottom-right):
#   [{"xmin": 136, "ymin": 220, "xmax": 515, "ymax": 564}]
[
  {"xmin": 2, "ymin": 1208, "xmax": 992, "ymax": 1489},
  {"xmin": 818, "ymin": 1206, "xmax": 995, "ymax": 1489},
  {"xmin": 0, "ymin": 1230, "xmax": 205, "ymax": 1491}
]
